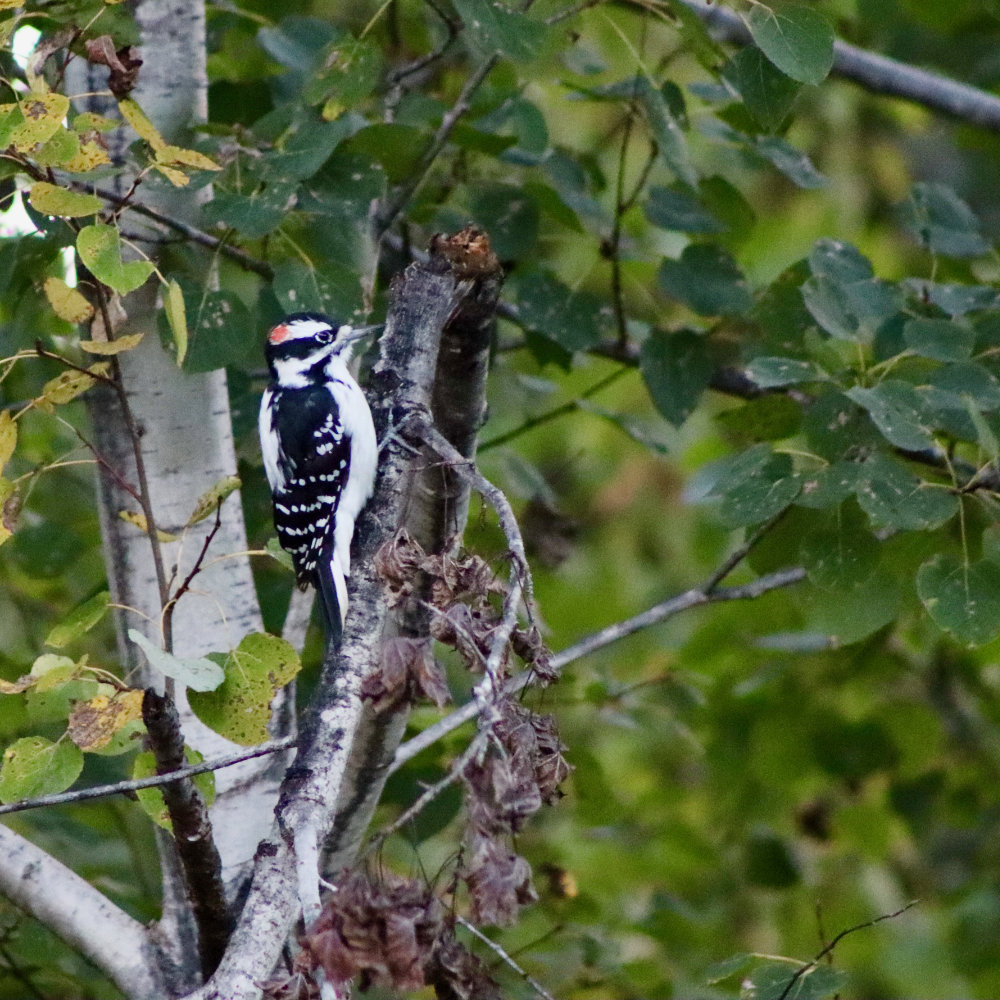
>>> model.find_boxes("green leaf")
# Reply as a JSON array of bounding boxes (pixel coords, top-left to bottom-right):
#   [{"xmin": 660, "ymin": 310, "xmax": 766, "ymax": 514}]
[
  {"xmin": 744, "ymin": 827, "xmax": 799, "ymax": 887},
  {"xmin": 800, "ymin": 569, "xmax": 901, "ymax": 645},
  {"xmin": 749, "ymin": 961, "xmax": 848, "ymax": 1000},
  {"xmin": 801, "ymin": 275, "xmax": 859, "ymax": 340},
  {"xmin": 303, "ymin": 36, "xmax": 382, "ymax": 110},
  {"xmin": 705, "ymin": 953, "xmax": 753, "ymax": 985},
  {"xmin": 918, "ymin": 555, "xmax": 1000, "ymax": 646},
  {"xmin": 45, "ymin": 591, "xmax": 111, "ymax": 649},
  {"xmin": 928, "ymin": 362, "xmax": 1000, "ymax": 411},
  {"xmin": 638, "ymin": 82, "xmax": 697, "ymax": 186},
  {"xmin": 76, "ymin": 224, "xmax": 155, "ymax": 295},
  {"xmin": 745, "ymin": 3, "xmax": 834, "ymax": 85},
  {"xmin": 469, "ymin": 183, "xmax": 540, "ymax": 260},
  {"xmin": 903, "ymin": 317, "xmax": 974, "ymax": 361},
  {"xmin": 845, "ymin": 381, "xmax": 936, "ymax": 451},
  {"xmin": 644, "ymin": 185, "xmax": 724, "ymax": 234},
  {"xmin": 716, "ymin": 394, "xmax": 801, "ymax": 443},
  {"xmin": 452, "ymin": 0, "xmax": 550, "ymax": 61},
  {"xmin": 809, "ymin": 238, "xmax": 873, "ymax": 283},
  {"xmin": 718, "ymin": 464, "xmax": 800, "ymax": 527},
  {"xmin": 128, "ymin": 629, "xmax": 225, "ymax": 692},
  {"xmin": 746, "ymin": 356, "xmax": 822, "ymax": 388},
  {"xmin": 202, "ymin": 183, "xmax": 296, "ymax": 238},
  {"xmin": 341, "ymin": 124, "xmax": 424, "ymax": 184},
  {"xmin": 813, "ymin": 717, "xmax": 899, "ymax": 780},
  {"xmin": 853, "ymin": 453, "xmax": 958, "ymax": 531},
  {"xmin": 0, "ymin": 737, "xmax": 83, "ymax": 803},
  {"xmin": 267, "ymin": 117, "xmax": 357, "ymax": 179},
  {"xmin": 663, "ymin": 0, "xmax": 726, "ymax": 70},
  {"xmin": 165, "ymin": 279, "xmax": 188, "ymax": 367},
  {"xmin": 513, "ymin": 271, "xmax": 605, "ymax": 352},
  {"xmin": 271, "ymin": 260, "xmax": 361, "ymax": 320},
  {"xmin": 800, "ymin": 509, "xmax": 879, "ymax": 590},
  {"xmin": 722, "ymin": 47, "xmax": 801, "ymax": 131},
  {"xmin": 658, "ymin": 244, "xmax": 752, "ymax": 316},
  {"xmin": 28, "ymin": 181, "xmax": 102, "ymax": 218},
  {"xmin": 167, "ymin": 285, "xmax": 253, "ymax": 373},
  {"xmin": 133, "ymin": 747, "xmax": 215, "ymax": 829},
  {"xmin": 754, "ymin": 134, "xmax": 827, "ymax": 188},
  {"xmin": 899, "ymin": 183, "xmax": 989, "ymax": 258},
  {"xmin": 640, "ymin": 330, "xmax": 714, "ymax": 427},
  {"xmin": 189, "ymin": 633, "xmax": 300, "ymax": 745}
]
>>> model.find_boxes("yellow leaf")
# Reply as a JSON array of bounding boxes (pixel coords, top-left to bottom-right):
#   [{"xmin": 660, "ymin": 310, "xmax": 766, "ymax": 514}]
[
  {"xmin": 0, "ymin": 676, "xmax": 33, "ymax": 694},
  {"xmin": 63, "ymin": 138, "xmax": 111, "ymax": 173},
  {"xmin": 117, "ymin": 98, "xmax": 165, "ymax": 151},
  {"xmin": 44, "ymin": 276, "xmax": 94, "ymax": 323},
  {"xmin": 11, "ymin": 93, "xmax": 69, "ymax": 151},
  {"xmin": 157, "ymin": 143, "xmax": 221, "ymax": 171},
  {"xmin": 39, "ymin": 361, "xmax": 110, "ymax": 408},
  {"xmin": 165, "ymin": 280, "xmax": 187, "ymax": 366},
  {"xmin": 29, "ymin": 181, "xmax": 102, "ymax": 218},
  {"xmin": 68, "ymin": 689, "xmax": 143, "ymax": 751},
  {"xmin": 153, "ymin": 162, "xmax": 189, "ymax": 187},
  {"xmin": 187, "ymin": 475, "xmax": 240, "ymax": 526},
  {"xmin": 79, "ymin": 332, "xmax": 144, "ymax": 355},
  {"xmin": 118, "ymin": 509, "xmax": 178, "ymax": 543},
  {"xmin": 0, "ymin": 411, "xmax": 14, "ymax": 474},
  {"xmin": 0, "ymin": 3, "xmax": 21, "ymax": 15}
]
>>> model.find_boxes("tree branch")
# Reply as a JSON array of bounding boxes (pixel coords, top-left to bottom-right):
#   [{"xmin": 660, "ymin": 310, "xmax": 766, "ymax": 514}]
[
  {"xmin": 390, "ymin": 565, "xmax": 806, "ymax": 774},
  {"xmin": 193, "ymin": 246, "xmax": 473, "ymax": 1000},
  {"xmin": 0, "ymin": 738, "xmax": 295, "ymax": 818},
  {"xmin": 142, "ymin": 690, "xmax": 232, "ymax": 979},
  {"xmin": 0, "ymin": 824, "xmax": 168, "ymax": 999},
  {"xmin": 681, "ymin": 0, "xmax": 1000, "ymax": 132}
]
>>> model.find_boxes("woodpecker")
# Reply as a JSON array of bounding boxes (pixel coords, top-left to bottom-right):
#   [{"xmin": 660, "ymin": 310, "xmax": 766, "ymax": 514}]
[{"xmin": 258, "ymin": 312, "xmax": 378, "ymax": 645}]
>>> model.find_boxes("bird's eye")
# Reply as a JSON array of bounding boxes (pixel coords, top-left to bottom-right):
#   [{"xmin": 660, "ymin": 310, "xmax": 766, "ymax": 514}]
[{"xmin": 316, "ymin": 329, "xmax": 334, "ymax": 344}]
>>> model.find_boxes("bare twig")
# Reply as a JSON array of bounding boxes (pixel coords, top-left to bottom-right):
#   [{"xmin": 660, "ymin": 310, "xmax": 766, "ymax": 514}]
[
  {"xmin": 376, "ymin": 54, "xmax": 500, "ymax": 238},
  {"xmin": 456, "ymin": 914, "xmax": 558, "ymax": 1000},
  {"xmin": 777, "ymin": 901, "xmax": 919, "ymax": 1000},
  {"xmin": 0, "ymin": 737, "xmax": 294, "ymax": 817},
  {"xmin": 480, "ymin": 366, "xmax": 629, "ymax": 451},
  {"xmin": 390, "ymin": 565, "xmax": 806, "ymax": 774},
  {"xmin": 161, "ymin": 504, "xmax": 224, "ymax": 656},
  {"xmin": 82, "ymin": 183, "xmax": 274, "ymax": 278}
]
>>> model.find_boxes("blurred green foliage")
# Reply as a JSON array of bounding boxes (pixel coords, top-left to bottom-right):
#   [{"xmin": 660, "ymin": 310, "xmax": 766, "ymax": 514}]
[{"xmin": 4, "ymin": 0, "xmax": 1000, "ymax": 996}]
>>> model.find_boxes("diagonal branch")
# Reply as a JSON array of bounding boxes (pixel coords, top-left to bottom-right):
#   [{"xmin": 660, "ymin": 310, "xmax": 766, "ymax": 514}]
[
  {"xmin": 680, "ymin": 0, "xmax": 1000, "ymax": 132},
  {"xmin": 390, "ymin": 565, "xmax": 806, "ymax": 775}
]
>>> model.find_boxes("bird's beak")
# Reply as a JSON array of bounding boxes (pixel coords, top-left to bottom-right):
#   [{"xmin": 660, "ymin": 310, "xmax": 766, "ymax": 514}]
[{"xmin": 338, "ymin": 322, "xmax": 384, "ymax": 344}]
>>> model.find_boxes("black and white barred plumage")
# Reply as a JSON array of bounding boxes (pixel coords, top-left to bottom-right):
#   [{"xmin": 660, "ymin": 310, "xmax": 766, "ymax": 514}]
[{"xmin": 258, "ymin": 313, "xmax": 378, "ymax": 643}]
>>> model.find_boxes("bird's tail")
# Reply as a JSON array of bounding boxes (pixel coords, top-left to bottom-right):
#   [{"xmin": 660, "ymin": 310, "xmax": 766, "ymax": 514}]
[{"xmin": 317, "ymin": 542, "xmax": 349, "ymax": 647}]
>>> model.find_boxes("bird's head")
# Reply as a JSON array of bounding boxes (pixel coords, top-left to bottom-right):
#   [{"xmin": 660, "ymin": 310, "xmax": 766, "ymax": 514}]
[{"xmin": 264, "ymin": 312, "xmax": 379, "ymax": 386}]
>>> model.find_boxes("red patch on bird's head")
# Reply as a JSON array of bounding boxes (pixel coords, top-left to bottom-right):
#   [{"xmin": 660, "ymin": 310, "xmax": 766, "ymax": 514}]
[{"xmin": 268, "ymin": 324, "xmax": 291, "ymax": 344}]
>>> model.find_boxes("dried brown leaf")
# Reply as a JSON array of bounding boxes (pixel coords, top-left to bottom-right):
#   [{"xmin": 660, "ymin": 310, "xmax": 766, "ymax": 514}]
[
  {"xmin": 374, "ymin": 528, "xmax": 426, "ymax": 607},
  {"xmin": 425, "ymin": 932, "xmax": 502, "ymax": 1000},
  {"xmin": 300, "ymin": 872, "xmax": 443, "ymax": 991},
  {"xmin": 363, "ymin": 637, "xmax": 451, "ymax": 711},
  {"xmin": 464, "ymin": 833, "xmax": 537, "ymax": 927},
  {"xmin": 85, "ymin": 37, "xmax": 142, "ymax": 96}
]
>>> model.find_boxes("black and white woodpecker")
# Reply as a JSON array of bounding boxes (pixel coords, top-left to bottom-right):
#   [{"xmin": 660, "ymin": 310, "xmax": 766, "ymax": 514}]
[{"xmin": 258, "ymin": 312, "xmax": 378, "ymax": 645}]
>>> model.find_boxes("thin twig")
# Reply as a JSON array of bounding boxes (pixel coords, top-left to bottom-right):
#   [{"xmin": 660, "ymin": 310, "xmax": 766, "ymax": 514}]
[
  {"xmin": 389, "ymin": 565, "xmax": 806, "ymax": 774},
  {"xmin": 82, "ymin": 183, "xmax": 274, "ymax": 278},
  {"xmin": 363, "ymin": 734, "xmax": 486, "ymax": 858},
  {"xmin": 161, "ymin": 503, "xmax": 224, "ymax": 656},
  {"xmin": 456, "ymin": 914, "xmax": 559, "ymax": 1000},
  {"xmin": 480, "ymin": 366, "xmax": 629, "ymax": 451},
  {"xmin": 776, "ymin": 901, "xmax": 918, "ymax": 1000},
  {"xmin": 0, "ymin": 737, "xmax": 295, "ymax": 817},
  {"xmin": 376, "ymin": 54, "xmax": 500, "ymax": 239}
]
